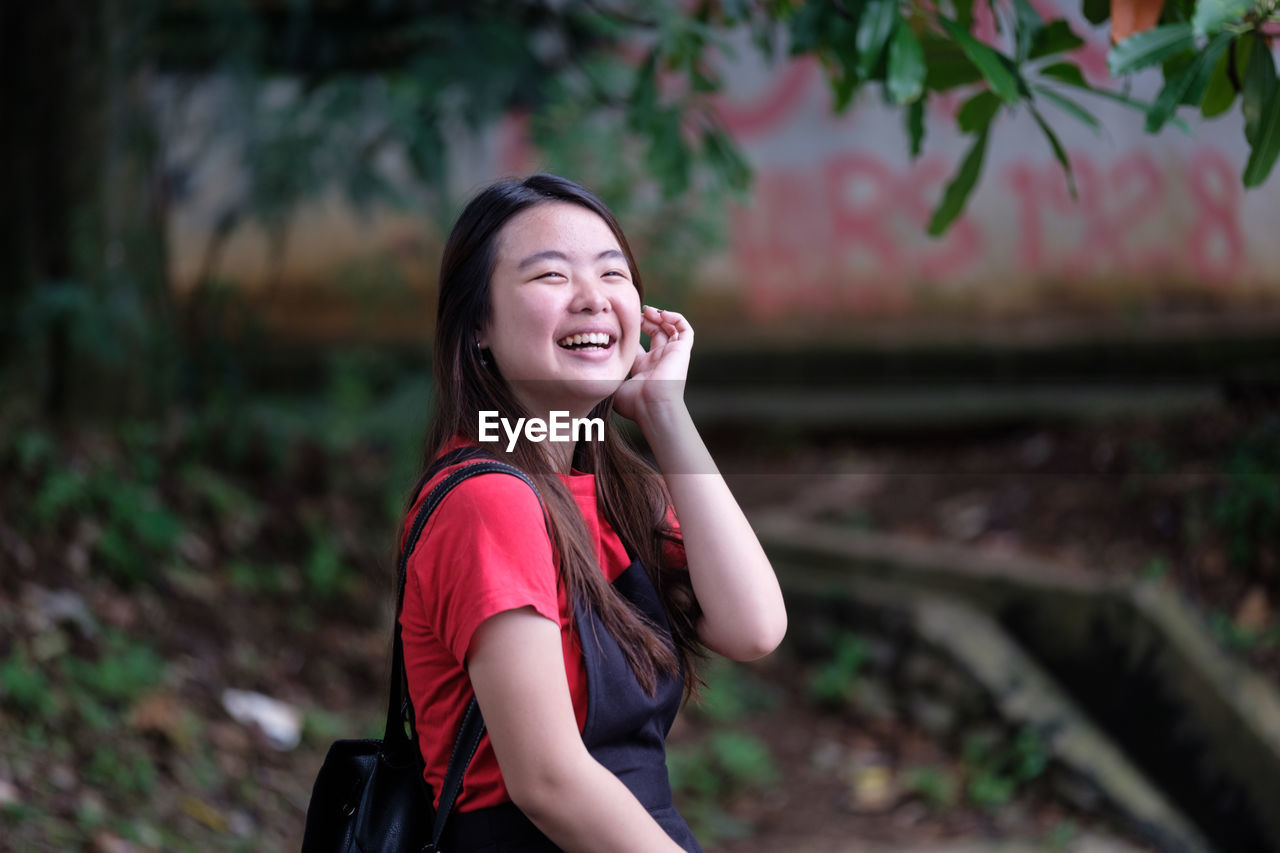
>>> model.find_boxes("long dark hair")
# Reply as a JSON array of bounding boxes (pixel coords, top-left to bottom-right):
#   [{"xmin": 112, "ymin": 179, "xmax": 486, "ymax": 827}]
[{"xmin": 418, "ymin": 173, "xmax": 701, "ymax": 695}]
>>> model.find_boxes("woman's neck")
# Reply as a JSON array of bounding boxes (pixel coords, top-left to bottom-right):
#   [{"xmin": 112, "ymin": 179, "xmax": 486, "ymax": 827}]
[{"xmin": 543, "ymin": 439, "xmax": 575, "ymax": 475}]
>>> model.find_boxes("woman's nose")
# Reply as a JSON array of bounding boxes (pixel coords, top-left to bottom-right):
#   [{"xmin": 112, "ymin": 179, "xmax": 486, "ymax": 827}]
[{"xmin": 571, "ymin": 276, "xmax": 609, "ymax": 312}]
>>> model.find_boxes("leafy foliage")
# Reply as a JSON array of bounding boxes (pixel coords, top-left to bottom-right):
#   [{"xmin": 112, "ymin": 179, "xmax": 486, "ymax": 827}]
[
  {"xmin": 148, "ymin": 0, "xmax": 1280, "ymax": 258},
  {"xmin": 1210, "ymin": 420, "xmax": 1280, "ymax": 575},
  {"xmin": 806, "ymin": 631, "xmax": 870, "ymax": 707},
  {"xmin": 961, "ymin": 727, "xmax": 1051, "ymax": 808},
  {"xmin": 9, "ymin": 0, "xmax": 1280, "ymax": 424}
]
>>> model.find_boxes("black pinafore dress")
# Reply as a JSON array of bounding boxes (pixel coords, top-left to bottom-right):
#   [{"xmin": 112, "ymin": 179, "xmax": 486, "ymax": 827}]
[{"xmin": 444, "ymin": 557, "xmax": 702, "ymax": 852}]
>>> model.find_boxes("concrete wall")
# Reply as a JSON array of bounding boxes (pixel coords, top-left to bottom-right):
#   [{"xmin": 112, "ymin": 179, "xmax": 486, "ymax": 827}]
[{"xmin": 165, "ymin": 1, "xmax": 1280, "ymax": 346}]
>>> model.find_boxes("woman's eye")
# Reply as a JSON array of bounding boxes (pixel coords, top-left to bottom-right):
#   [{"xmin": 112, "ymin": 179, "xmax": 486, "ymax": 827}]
[{"xmin": 537, "ymin": 271, "xmax": 566, "ymax": 280}]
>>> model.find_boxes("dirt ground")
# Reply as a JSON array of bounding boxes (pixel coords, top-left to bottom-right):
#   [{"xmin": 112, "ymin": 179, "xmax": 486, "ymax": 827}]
[
  {"xmin": 713, "ymin": 406, "xmax": 1280, "ymax": 680},
  {"xmin": 2, "ymin": 403, "xmax": 1275, "ymax": 851},
  {"xmin": 684, "ymin": 405, "xmax": 1278, "ymax": 851}
]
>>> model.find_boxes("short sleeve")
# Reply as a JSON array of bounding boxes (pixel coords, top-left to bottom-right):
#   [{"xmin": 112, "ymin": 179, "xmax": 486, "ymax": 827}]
[
  {"xmin": 407, "ymin": 472, "xmax": 560, "ymax": 666},
  {"xmin": 661, "ymin": 504, "xmax": 687, "ymax": 569}
]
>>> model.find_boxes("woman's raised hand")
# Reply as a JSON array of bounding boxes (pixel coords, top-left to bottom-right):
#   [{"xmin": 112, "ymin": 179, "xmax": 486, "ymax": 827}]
[{"xmin": 613, "ymin": 305, "xmax": 693, "ymax": 423}]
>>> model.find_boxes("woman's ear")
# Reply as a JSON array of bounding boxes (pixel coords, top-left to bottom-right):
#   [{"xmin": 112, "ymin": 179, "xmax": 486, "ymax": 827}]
[{"xmin": 475, "ymin": 327, "xmax": 489, "ymax": 349}]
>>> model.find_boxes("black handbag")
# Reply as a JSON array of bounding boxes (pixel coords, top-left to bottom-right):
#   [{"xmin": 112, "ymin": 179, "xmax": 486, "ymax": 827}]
[{"xmin": 301, "ymin": 450, "xmax": 540, "ymax": 853}]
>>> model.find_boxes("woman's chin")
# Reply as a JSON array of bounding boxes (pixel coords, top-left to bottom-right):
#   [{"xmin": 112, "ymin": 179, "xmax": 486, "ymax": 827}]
[{"xmin": 508, "ymin": 376, "xmax": 623, "ymax": 418}]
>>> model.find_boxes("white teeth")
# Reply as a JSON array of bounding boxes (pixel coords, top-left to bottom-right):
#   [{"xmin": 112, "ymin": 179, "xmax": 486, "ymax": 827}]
[{"xmin": 559, "ymin": 332, "xmax": 611, "ymax": 347}]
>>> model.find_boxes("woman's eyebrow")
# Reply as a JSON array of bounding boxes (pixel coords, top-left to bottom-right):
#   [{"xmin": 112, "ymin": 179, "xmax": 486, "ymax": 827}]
[{"xmin": 517, "ymin": 249, "xmax": 625, "ymax": 270}]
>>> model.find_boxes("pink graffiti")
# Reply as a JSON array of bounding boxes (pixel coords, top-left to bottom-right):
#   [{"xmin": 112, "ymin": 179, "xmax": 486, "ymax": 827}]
[
  {"xmin": 713, "ymin": 59, "xmax": 820, "ymax": 139},
  {"xmin": 1003, "ymin": 148, "xmax": 1243, "ymax": 282},
  {"xmin": 731, "ymin": 155, "xmax": 982, "ymax": 320}
]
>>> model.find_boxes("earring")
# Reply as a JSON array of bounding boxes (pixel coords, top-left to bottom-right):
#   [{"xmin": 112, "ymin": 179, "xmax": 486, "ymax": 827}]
[{"xmin": 476, "ymin": 339, "xmax": 487, "ymax": 366}]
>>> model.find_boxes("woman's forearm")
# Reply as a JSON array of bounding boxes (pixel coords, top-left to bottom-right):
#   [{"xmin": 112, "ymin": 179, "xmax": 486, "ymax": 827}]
[
  {"xmin": 468, "ymin": 608, "xmax": 686, "ymax": 853},
  {"xmin": 508, "ymin": 751, "xmax": 685, "ymax": 853},
  {"xmin": 635, "ymin": 400, "xmax": 787, "ymax": 661}
]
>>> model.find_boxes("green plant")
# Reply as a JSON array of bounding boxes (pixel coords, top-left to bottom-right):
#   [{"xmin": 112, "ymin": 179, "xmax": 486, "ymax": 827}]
[
  {"xmin": 29, "ymin": 452, "xmax": 185, "ymax": 586},
  {"xmin": 96, "ymin": 477, "xmax": 183, "ymax": 584},
  {"xmin": 304, "ymin": 528, "xmax": 347, "ymax": 599},
  {"xmin": 902, "ymin": 763, "xmax": 960, "ymax": 810},
  {"xmin": 1208, "ymin": 609, "xmax": 1280, "ymax": 651},
  {"xmin": 961, "ymin": 727, "xmax": 1050, "ymax": 809},
  {"xmin": 668, "ymin": 744, "xmax": 723, "ymax": 801},
  {"xmin": 12, "ymin": 427, "xmax": 56, "ymax": 475},
  {"xmin": 86, "ymin": 742, "xmax": 158, "ymax": 797},
  {"xmin": 806, "ymin": 632, "xmax": 869, "ymax": 709},
  {"xmin": 689, "ymin": 659, "xmax": 778, "ymax": 723},
  {"xmin": 228, "ymin": 558, "xmax": 285, "ymax": 593},
  {"xmin": 706, "ymin": 732, "xmax": 778, "ymax": 790},
  {"xmin": 61, "ymin": 630, "xmax": 166, "ymax": 706},
  {"xmin": 1211, "ymin": 428, "xmax": 1280, "ymax": 574},
  {"xmin": 32, "ymin": 467, "xmax": 91, "ymax": 527},
  {"xmin": 180, "ymin": 464, "xmax": 260, "ymax": 521},
  {"xmin": 0, "ymin": 646, "xmax": 56, "ymax": 717},
  {"xmin": 669, "ymin": 731, "xmax": 778, "ymax": 843},
  {"xmin": 1141, "ymin": 556, "xmax": 1171, "ymax": 581},
  {"xmin": 1045, "ymin": 819, "xmax": 1080, "ymax": 849},
  {"xmin": 967, "ymin": 766, "xmax": 1019, "ymax": 808}
]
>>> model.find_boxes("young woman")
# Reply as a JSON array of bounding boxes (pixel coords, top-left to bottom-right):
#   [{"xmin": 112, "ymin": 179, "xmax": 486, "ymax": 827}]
[{"xmin": 398, "ymin": 174, "xmax": 786, "ymax": 852}]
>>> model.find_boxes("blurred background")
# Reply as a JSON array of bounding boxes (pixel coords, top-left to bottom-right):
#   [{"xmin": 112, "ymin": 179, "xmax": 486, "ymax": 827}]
[{"xmin": 3, "ymin": 1, "xmax": 1279, "ymax": 851}]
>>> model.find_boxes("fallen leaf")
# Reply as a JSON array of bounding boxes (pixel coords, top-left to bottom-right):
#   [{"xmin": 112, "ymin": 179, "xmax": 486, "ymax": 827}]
[
  {"xmin": 129, "ymin": 691, "xmax": 185, "ymax": 746},
  {"xmin": 1234, "ymin": 585, "xmax": 1271, "ymax": 634},
  {"xmin": 182, "ymin": 795, "xmax": 229, "ymax": 832}
]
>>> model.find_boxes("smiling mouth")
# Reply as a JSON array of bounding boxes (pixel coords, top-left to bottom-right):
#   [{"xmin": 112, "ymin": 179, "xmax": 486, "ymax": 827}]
[{"xmin": 557, "ymin": 332, "xmax": 613, "ymax": 350}]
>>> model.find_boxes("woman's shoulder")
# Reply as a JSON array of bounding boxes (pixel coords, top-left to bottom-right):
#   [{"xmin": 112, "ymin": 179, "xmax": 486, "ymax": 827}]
[
  {"xmin": 409, "ymin": 441, "xmax": 541, "ymax": 517},
  {"xmin": 404, "ymin": 452, "xmax": 549, "ymax": 560},
  {"xmin": 433, "ymin": 467, "xmax": 545, "ymax": 529}
]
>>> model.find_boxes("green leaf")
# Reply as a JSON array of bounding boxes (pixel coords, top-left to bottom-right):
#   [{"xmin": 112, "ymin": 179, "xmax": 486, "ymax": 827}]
[
  {"xmin": 857, "ymin": 0, "xmax": 900, "ymax": 79},
  {"xmin": 1243, "ymin": 86, "xmax": 1280, "ymax": 186},
  {"xmin": 1082, "ymin": 0, "xmax": 1111, "ymax": 24},
  {"xmin": 954, "ymin": 0, "xmax": 976, "ymax": 29},
  {"xmin": 1108, "ymin": 24, "xmax": 1195, "ymax": 76},
  {"xmin": 1200, "ymin": 41, "xmax": 1238, "ymax": 117},
  {"xmin": 887, "ymin": 23, "xmax": 927, "ymax": 103},
  {"xmin": 1029, "ymin": 20, "xmax": 1085, "ymax": 60},
  {"xmin": 958, "ymin": 90, "xmax": 1002, "ymax": 133},
  {"xmin": 1191, "ymin": 0, "xmax": 1253, "ymax": 38},
  {"xmin": 630, "ymin": 49, "xmax": 659, "ymax": 120},
  {"xmin": 690, "ymin": 64, "xmax": 721, "ymax": 93},
  {"xmin": 1040, "ymin": 61, "xmax": 1090, "ymax": 87},
  {"xmin": 1032, "ymin": 84, "xmax": 1102, "ymax": 130},
  {"xmin": 1039, "ymin": 60, "xmax": 1192, "ymax": 131},
  {"xmin": 1233, "ymin": 34, "xmax": 1255, "ymax": 90},
  {"xmin": 906, "ymin": 96, "xmax": 926, "ymax": 157},
  {"xmin": 921, "ymin": 33, "xmax": 984, "ymax": 90},
  {"xmin": 1145, "ymin": 32, "xmax": 1232, "ymax": 132},
  {"xmin": 645, "ymin": 107, "xmax": 691, "ymax": 196},
  {"xmin": 1162, "ymin": 49, "xmax": 1197, "ymax": 90},
  {"xmin": 832, "ymin": 65, "xmax": 861, "ymax": 112},
  {"xmin": 702, "ymin": 125, "xmax": 752, "ymax": 193},
  {"xmin": 788, "ymin": 0, "xmax": 839, "ymax": 55},
  {"xmin": 1243, "ymin": 33, "xmax": 1277, "ymax": 147},
  {"xmin": 1011, "ymin": 0, "xmax": 1045, "ymax": 61},
  {"xmin": 939, "ymin": 17, "xmax": 1021, "ymax": 102},
  {"xmin": 1243, "ymin": 41, "xmax": 1280, "ymax": 186},
  {"xmin": 1030, "ymin": 106, "xmax": 1078, "ymax": 198},
  {"xmin": 928, "ymin": 125, "xmax": 991, "ymax": 236}
]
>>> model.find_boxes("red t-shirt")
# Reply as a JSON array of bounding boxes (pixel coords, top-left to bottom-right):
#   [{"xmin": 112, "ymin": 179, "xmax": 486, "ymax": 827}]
[{"xmin": 399, "ymin": 440, "xmax": 684, "ymax": 811}]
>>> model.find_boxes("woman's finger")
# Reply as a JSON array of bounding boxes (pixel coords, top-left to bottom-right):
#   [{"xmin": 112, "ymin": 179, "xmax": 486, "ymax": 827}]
[
  {"xmin": 643, "ymin": 306, "xmax": 691, "ymax": 347},
  {"xmin": 641, "ymin": 307, "xmax": 671, "ymax": 349},
  {"xmin": 657, "ymin": 309, "xmax": 691, "ymax": 343},
  {"xmin": 640, "ymin": 320, "xmax": 669, "ymax": 351}
]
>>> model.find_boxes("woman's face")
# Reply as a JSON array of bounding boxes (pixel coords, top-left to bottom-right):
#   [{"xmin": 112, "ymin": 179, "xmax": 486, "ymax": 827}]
[{"xmin": 478, "ymin": 201, "xmax": 641, "ymax": 418}]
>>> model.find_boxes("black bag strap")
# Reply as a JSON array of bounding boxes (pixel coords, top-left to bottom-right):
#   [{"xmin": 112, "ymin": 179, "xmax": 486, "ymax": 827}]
[{"xmin": 386, "ymin": 445, "xmax": 545, "ymax": 851}]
